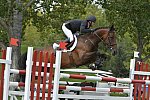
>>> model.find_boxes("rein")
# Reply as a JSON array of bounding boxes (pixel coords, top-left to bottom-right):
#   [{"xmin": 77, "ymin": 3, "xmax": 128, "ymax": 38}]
[
  {"xmin": 87, "ymin": 38, "xmax": 96, "ymax": 47},
  {"xmin": 84, "ymin": 32, "xmax": 105, "ymax": 48},
  {"xmin": 93, "ymin": 31, "xmax": 117, "ymax": 48},
  {"xmin": 93, "ymin": 32, "xmax": 105, "ymax": 43}
]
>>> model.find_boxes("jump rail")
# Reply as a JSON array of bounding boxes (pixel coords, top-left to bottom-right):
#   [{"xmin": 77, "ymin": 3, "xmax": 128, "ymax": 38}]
[{"xmin": 1, "ymin": 47, "xmax": 150, "ymax": 100}]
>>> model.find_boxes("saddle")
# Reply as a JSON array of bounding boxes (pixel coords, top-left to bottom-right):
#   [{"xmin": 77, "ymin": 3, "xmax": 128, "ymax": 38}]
[{"xmin": 65, "ymin": 39, "xmax": 75, "ymax": 50}]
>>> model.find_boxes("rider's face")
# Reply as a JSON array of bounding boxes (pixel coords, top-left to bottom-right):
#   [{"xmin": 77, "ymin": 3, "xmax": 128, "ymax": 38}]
[{"xmin": 88, "ymin": 21, "xmax": 94, "ymax": 27}]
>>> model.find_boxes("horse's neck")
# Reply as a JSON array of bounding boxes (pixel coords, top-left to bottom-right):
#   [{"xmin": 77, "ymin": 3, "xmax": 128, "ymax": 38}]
[
  {"xmin": 95, "ymin": 29, "xmax": 109, "ymax": 41},
  {"xmin": 78, "ymin": 34, "xmax": 99, "ymax": 51},
  {"xmin": 88, "ymin": 32, "xmax": 102, "ymax": 45}
]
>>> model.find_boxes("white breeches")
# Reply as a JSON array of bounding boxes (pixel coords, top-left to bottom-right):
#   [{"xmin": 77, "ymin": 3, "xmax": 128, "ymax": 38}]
[{"xmin": 62, "ymin": 23, "xmax": 74, "ymax": 42}]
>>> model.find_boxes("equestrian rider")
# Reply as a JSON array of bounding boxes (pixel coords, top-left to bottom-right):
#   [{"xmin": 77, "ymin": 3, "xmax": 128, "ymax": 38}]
[{"xmin": 62, "ymin": 15, "xmax": 97, "ymax": 44}]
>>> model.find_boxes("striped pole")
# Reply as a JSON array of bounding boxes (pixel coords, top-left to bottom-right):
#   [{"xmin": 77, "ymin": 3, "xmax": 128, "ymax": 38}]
[
  {"xmin": 8, "ymin": 81, "xmax": 129, "ymax": 94},
  {"xmin": 10, "ymin": 68, "xmax": 150, "ymax": 85},
  {"xmin": 35, "ymin": 84, "xmax": 130, "ymax": 93},
  {"xmin": 59, "ymin": 85, "xmax": 130, "ymax": 93},
  {"xmin": 10, "ymin": 69, "xmax": 51, "ymax": 77},
  {"xmin": 6, "ymin": 80, "xmax": 130, "ymax": 94},
  {"xmin": 60, "ymin": 73, "xmax": 150, "ymax": 84},
  {"xmin": 10, "ymin": 69, "xmax": 26, "ymax": 74},
  {"xmin": 9, "ymin": 82, "xmax": 25, "ymax": 87}
]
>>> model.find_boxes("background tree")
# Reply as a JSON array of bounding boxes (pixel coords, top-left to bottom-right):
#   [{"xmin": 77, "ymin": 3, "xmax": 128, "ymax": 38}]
[
  {"xmin": 1, "ymin": 0, "xmax": 149, "ymax": 78},
  {"xmin": 23, "ymin": 3, "xmax": 109, "ymax": 47},
  {"xmin": 0, "ymin": 0, "xmax": 93, "ymax": 81},
  {"xmin": 0, "ymin": 0, "xmax": 36, "ymax": 82},
  {"xmin": 23, "ymin": 0, "xmax": 89, "ymax": 47},
  {"xmin": 97, "ymin": 0, "xmax": 150, "ymax": 62}
]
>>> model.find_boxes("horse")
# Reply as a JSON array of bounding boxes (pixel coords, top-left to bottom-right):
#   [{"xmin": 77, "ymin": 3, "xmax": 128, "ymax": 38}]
[{"xmin": 19, "ymin": 25, "xmax": 117, "ymax": 71}]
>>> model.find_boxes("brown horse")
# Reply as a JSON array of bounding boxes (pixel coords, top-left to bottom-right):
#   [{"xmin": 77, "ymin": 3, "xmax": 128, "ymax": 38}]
[
  {"xmin": 19, "ymin": 25, "xmax": 117, "ymax": 70},
  {"xmin": 18, "ymin": 25, "xmax": 117, "ymax": 82}
]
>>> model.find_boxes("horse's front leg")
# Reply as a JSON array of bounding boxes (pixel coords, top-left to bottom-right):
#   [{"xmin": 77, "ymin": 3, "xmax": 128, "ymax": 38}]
[
  {"xmin": 74, "ymin": 51, "xmax": 97, "ymax": 65},
  {"xmin": 82, "ymin": 51, "xmax": 97, "ymax": 63}
]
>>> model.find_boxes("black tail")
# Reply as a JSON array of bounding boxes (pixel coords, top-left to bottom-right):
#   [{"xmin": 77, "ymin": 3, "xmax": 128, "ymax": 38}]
[
  {"xmin": 18, "ymin": 52, "xmax": 27, "ymax": 70},
  {"xmin": 18, "ymin": 52, "xmax": 27, "ymax": 82}
]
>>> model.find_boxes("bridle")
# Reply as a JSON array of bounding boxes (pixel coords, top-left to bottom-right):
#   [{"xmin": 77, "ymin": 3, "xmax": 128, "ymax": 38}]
[{"xmin": 93, "ymin": 30, "xmax": 117, "ymax": 49}]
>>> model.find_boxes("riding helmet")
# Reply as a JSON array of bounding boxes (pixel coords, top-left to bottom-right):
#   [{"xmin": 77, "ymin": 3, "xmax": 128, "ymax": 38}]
[{"xmin": 86, "ymin": 15, "xmax": 96, "ymax": 23}]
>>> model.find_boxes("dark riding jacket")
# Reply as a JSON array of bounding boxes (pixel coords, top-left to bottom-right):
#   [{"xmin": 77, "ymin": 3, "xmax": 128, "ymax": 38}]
[{"xmin": 64, "ymin": 19, "xmax": 93, "ymax": 34}]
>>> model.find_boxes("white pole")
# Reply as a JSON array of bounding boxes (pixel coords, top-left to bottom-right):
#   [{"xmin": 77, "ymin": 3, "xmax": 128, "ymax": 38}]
[
  {"xmin": 3, "ymin": 47, "xmax": 12, "ymax": 100},
  {"xmin": 24, "ymin": 47, "xmax": 34, "ymax": 100},
  {"xmin": 129, "ymin": 51, "xmax": 139, "ymax": 100},
  {"xmin": 10, "ymin": 95, "xmax": 13, "ymax": 100},
  {"xmin": 52, "ymin": 51, "xmax": 62, "ymax": 100},
  {"xmin": 129, "ymin": 59, "xmax": 135, "ymax": 100}
]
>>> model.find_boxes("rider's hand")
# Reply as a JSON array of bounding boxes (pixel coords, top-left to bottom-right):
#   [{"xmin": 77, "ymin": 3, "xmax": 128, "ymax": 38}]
[
  {"xmin": 91, "ymin": 28, "xmax": 100, "ymax": 32},
  {"xmin": 91, "ymin": 29, "xmax": 95, "ymax": 32}
]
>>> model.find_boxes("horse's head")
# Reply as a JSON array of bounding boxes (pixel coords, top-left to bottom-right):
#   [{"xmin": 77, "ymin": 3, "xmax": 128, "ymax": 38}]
[{"xmin": 93, "ymin": 25, "xmax": 117, "ymax": 55}]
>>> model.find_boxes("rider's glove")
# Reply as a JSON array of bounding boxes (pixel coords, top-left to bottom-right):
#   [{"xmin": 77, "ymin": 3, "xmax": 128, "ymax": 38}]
[{"xmin": 91, "ymin": 29, "xmax": 95, "ymax": 32}]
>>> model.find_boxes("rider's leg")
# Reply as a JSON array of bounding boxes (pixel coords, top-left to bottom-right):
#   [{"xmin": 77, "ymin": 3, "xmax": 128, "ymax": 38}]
[{"xmin": 62, "ymin": 23, "xmax": 74, "ymax": 42}]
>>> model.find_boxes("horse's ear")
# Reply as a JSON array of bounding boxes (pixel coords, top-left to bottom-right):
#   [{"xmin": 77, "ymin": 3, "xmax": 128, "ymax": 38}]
[{"xmin": 110, "ymin": 25, "xmax": 115, "ymax": 31}]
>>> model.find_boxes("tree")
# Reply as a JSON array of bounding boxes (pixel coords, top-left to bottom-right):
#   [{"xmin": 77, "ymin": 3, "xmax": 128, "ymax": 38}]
[
  {"xmin": 97, "ymin": 0, "xmax": 150, "ymax": 62},
  {"xmin": 23, "ymin": 1, "xmax": 108, "ymax": 48},
  {"xmin": 22, "ymin": 0, "xmax": 91, "ymax": 48},
  {"xmin": 0, "ymin": 0, "xmax": 36, "ymax": 82},
  {"xmin": 0, "ymin": 0, "xmax": 92, "ymax": 82}
]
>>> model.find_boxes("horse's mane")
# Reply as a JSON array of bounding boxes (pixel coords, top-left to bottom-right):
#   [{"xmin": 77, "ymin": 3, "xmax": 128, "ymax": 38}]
[
  {"xmin": 97, "ymin": 27, "xmax": 110, "ymax": 29},
  {"xmin": 78, "ymin": 27, "xmax": 110, "ymax": 38}
]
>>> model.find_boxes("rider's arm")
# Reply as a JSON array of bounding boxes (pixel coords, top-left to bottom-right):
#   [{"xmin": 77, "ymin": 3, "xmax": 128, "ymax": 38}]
[{"xmin": 80, "ymin": 21, "xmax": 94, "ymax": 33}]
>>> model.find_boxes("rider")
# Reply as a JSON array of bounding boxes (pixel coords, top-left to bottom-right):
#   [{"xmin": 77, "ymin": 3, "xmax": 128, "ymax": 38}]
[{"xmin": 62, "ymin": 15, "xmax": 97, "ymax": 45}]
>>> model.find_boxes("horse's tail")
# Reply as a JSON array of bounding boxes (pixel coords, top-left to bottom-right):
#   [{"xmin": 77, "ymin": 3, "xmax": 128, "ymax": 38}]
[
  {"xmin": 17, "ymin": 52, "xmax": 27, "ymax": 82},
  {"xmin": 18, "ymin": 52, "xmax": 27, "ymax": 70}
]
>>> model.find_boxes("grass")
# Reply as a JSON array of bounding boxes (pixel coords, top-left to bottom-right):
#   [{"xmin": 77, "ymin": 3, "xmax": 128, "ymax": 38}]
[
  {"xmin": 8, "ymin": 96, "xmax": 22, "ymax": 100},
  {"xmin": 110, "ymin": 92, "xmax": 128, "ymax": 97}
]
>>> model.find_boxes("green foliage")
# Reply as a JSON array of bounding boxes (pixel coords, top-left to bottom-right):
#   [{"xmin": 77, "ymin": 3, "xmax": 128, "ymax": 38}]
[
  {"xmin": 110, "ymin": 92, "xmax": 128, "ymax": 97},
  {"xmin": 0, "ymin": 0, "xmax": 10, "ymax": 46},
  {"xmin": 0, "ymin": 29, "xmax": 9, "ymax": 46},
  {"xmin": 23, "ymin": 1, "xmax": 109, "ymax": 47},
  {"xmin": 23, "ymin": 23, "xmax": 64, "ymax": 47},
  {"xmin": 24, "ymin": 0, "xmax": 88, "ymax": 33},
  {"xmin": 22, "ymin": 1, "xmax": 135, "ymax": 77},
  {"xmin": 97, "ymin": 0, "xmax": 150, "ymax": 61},
  {"xmin": 82, "ymin": 4, "xmax": 109, "ymax": 27},
  {"xmin": 0, "ymin": 0, "xmax": 9, "ymax": 17},
  {"xmin": 1, "ymin": 0, "xmax": 149, "ymax": 77},
  {"xmin": 21, "ymin": 0, "xmax": 92, "ymax": 47},
  {"xmin": 101, "ymin": 32, "xmax": 136, "ymax": 77},
  {"xmin": 23, "ymin": 25, "xmax": 41, "ymax": 47}
]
